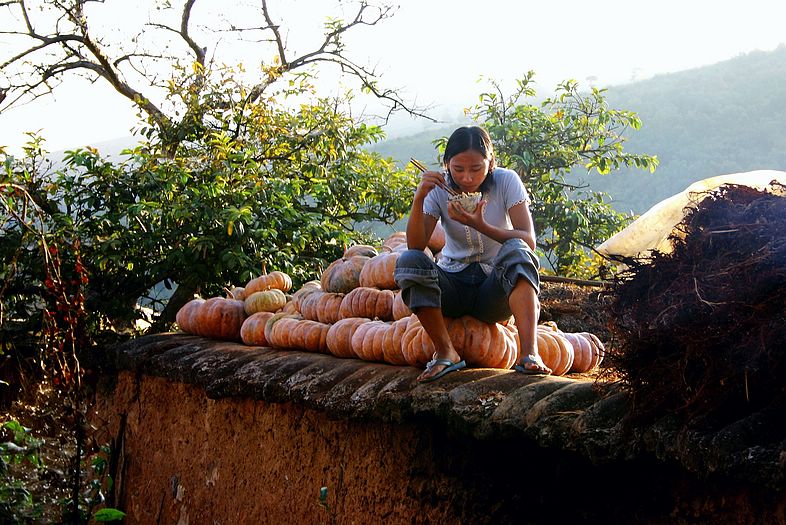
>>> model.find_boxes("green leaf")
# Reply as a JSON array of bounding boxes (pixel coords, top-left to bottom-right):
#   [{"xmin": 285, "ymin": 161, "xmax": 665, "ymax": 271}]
[{"xmin": 94, "ymin": 508, "xmax": 127, "ymax": 521}]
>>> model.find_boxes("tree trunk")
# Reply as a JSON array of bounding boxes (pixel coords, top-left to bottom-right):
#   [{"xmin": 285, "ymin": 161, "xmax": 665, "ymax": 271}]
[{"xmin": 154, "ymin": 277, "xmax": 201, "ymax": 330}]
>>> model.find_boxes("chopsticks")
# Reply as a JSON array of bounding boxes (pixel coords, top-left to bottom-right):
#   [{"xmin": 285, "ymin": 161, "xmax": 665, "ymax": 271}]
[{"xmin": 409, "ymin": 157, "xmax": 459, "ymax": 196}]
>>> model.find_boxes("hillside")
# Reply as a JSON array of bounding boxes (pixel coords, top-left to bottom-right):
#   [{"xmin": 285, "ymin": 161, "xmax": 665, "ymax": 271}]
[{"xmin": 370, "ymin": 45, "xmax": 786, "ymax": 215}]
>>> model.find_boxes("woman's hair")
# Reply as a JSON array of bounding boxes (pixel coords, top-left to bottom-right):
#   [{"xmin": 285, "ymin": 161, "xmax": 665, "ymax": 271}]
[{"xmin": 443, "ymin": 126, "xmax": 496, "ymax": 193}]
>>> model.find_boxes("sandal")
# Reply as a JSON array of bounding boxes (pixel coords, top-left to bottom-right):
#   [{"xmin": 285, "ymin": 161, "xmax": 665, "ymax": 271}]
[{"xmin": 514, "ymin": 354, "xmax": 552, "ymax": 375}]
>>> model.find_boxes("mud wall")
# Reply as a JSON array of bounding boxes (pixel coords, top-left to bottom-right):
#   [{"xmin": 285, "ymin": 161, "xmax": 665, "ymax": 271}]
[{"xmin": 91, "ymin": 334, "xmax": 786, "ymax": 524}]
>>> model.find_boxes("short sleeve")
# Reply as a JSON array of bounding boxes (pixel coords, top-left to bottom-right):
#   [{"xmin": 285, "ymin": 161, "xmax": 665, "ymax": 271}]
[
  {"xmin": 499, "ymin": 168, "xmax": 530, "ymax": 209},
  {"xmin": 422, "ymin": 187, "xmax": 443, "ymax": 219}
]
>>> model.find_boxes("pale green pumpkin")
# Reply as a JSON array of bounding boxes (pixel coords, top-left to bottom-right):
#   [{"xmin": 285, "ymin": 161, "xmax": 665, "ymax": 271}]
[{"xmin": 244, "ymin": 289, "xmax": 287, "ymax": 315}]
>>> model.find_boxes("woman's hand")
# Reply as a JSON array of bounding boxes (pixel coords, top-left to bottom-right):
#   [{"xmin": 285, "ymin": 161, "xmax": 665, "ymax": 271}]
[
  {"xmin": 447, "ymin": 199, "xmax": 487, "ymax": 228},
  {"xmin": 414, "ymin": 170, "xmax": 447, "ymax": 202}
]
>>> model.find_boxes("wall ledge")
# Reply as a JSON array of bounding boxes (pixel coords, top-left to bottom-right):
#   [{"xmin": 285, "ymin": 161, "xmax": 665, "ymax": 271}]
[{"xmin": 106, "ymin": 333, "xmax": 785, "ymax": 489}]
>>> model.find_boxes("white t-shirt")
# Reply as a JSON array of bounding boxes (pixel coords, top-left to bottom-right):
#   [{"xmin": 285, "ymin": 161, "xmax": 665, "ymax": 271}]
[{"xmin": 423, "ymin": 167, "xmax": 531, "ymax": 273}]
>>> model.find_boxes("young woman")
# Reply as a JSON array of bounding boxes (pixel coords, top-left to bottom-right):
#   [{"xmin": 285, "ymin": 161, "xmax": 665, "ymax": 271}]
[{"xmin": 394, "ymin": 125, "xmax": 552, "ymax": 382}]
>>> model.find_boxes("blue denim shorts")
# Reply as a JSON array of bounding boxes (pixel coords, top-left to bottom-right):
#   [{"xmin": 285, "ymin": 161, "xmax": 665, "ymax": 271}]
[{"xmin": 393, "ymin": 238, "xmax": 540, "ymax": 323}]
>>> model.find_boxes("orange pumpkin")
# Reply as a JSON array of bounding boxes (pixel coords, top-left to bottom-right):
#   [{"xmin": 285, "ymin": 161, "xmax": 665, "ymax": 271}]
[
  {"xmin": 226, "ymin": 286, "xmax": 247, "ymax": 301},
  {"xmin": 289, "ymin": 319, "xmax": 331, "ymax": 353},
  {"xmin": 358, "ymin": 252, "xmax": 399, "ymax": 289},
  {"xmin": 536, "ymin": 329, "xmax": 574, "ymax": 376},
  {"xmin": 579, "ymin": 332, "xmax": 605, "ymax": 371},
  {"xmin": 264, "ymin": 313, "xmax": 330, "ymax": 353},
  {"xmin": 175, "ymin": 298, "xmax": 205, "ymax": 334},
  {"xmin": 298, "ymin": 290, "xmax": 345, "ymax": 324},
  {"xmin": 349, "ymin": 317, "xmax": 411, "ymax": 364},
  {"xmin": 339, "ymin": 287, "xmax": 395, "ymax": 321},
  {"xmin": 240, "ymin": 311, "xmax": 274, "ymax": 346},
  {"xmin": 326, "ymin": 317, "xmax": 370, "ymax": 359},
  {"xmin": 401, "ymin": 315, "xmax": 519, "ymax": 369},
  {"xmin": 381, "ymin": 317, "xmax": 411, "ymax": 365},
  {"xmin": 245, "ymin": 269, "xmax": 293, "ymax": 295},
  {"xmin": 380, "ymin": 231, "xmax": 433, "ymax": 258},
  {"xmin": 382, "ymin": 231, "xmax": 407, "ymax": 252},
  {"xmin": 538, "ymin": 322, "xmax": 606, "ymax": 374},
  {"xmin": 176, "ymin": 297, "xmax": 246, "ymax": 341},
  {"xmin": 392, "ymin": 291, "xmax": 412, "ymax": 320},
  {"xmin": 291, "ymin": 280, "xmax": 322, "ymax": 310},
  {"xmin": 320, "ymin": 255, "xmax": 371, "ymax": 293},
  {"xmin": 351, "ymin": 320, "xmax": 389, "ymax": 361},
  {"xmin": 343, "ymin": 244, "xmax": 379, "ymax": 258}
]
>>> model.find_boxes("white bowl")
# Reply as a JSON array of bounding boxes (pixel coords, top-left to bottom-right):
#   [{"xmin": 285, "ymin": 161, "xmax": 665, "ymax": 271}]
[{"xmin": 449, "ymin": 192, "xmax": 482, "ymax": 212}]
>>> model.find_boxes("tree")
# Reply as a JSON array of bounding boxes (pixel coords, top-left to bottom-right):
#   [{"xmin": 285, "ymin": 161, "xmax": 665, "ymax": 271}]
[
  {"xmin": 1, "ymin": 1, "xmax": 423, "ymax": 334},
  {"xmin": 0, "ymin": 0, "xmax": 429, "ymax": 151},
  {"xmin": 467, "ymin": 72, "xmax": 659, "ymax": 277},
  {"xmin": 2, "ymin": 75, "xmax": 416, "ymax": 333}
]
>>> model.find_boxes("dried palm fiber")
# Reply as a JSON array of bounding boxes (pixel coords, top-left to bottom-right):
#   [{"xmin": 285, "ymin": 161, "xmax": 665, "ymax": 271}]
[{"xmin": 608, "ymin": 182, "xmax": 786, "ymax": 429}]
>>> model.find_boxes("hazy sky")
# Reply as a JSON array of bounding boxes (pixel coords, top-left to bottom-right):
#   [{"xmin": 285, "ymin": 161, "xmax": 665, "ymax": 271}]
[{"xmin": 2, "ymin": 0, "xmax": 785, "ymax": 153}]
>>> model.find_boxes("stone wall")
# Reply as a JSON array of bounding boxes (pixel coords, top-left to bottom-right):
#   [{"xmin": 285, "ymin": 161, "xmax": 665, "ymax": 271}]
[{"xmin": 91, "ymin": 334, "xmax": 786, "ymax": 524}]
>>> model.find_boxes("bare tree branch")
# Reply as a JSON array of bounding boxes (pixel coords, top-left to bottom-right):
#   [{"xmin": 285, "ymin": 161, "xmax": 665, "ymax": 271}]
[{"xmin": 1, "ymin": 0, "xmax": 431, "ymax": 146}]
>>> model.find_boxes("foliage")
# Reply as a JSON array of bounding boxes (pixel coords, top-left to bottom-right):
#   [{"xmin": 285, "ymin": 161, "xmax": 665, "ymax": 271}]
[
  {"xmin": 1, "ymin": 67, "xmax": 415, "ymax": 334},
  {"xmin": 466, "ymin": 72, "xmax": 659, "ymax": 277},
  {"xmin": 1, "ymin": 420, "xmax": 44, "ymax": 522}
]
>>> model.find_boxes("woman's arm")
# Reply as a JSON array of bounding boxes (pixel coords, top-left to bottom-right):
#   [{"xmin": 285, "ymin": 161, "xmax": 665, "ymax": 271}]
[
  {"xmin": 406, "ymin": 171, "xmax": 442, "ymax": 250},
  {"xmin": 448, "ymin": 200, "xmax": 536, "ymax": 250}
]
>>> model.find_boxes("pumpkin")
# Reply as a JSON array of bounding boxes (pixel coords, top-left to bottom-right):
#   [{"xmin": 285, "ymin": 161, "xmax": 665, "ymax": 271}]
[
  {"xmin": 380, "ymin": 231, "xmax": 433, "ymax": 258},
  {"xmin": 456, "ymin": 316, "xmax": 520, "ymax": 369},
  {"xmin": 245, "ymin": 269, "xmax": 293, "ymax": 295},
  {"xmin": 298, "ymin": 290, "xmax": 345, "ymax": 324},
  {"xmin": 401, "ymin": 315, "xmax": 519, "ymax": 369},
  {"xmin": 226, "ymin": 286, "xmax": 247, "ymax": 301},
  {"xmin": 382, "ymin": 317, "xmax": 411, "ymax": 365},
  {"xmin": 578, "ymin": 332, "xmax": 605, "ymax": 371},
  {"xmin": 281, "ymin": 300, "xmax": 299, "ymax": 315},
  {"xmin": 350, "ymin": 317, "xmax": 411, "ymax": 364},
  {"xmin": 351, "ymin": 320, "xmax": 389, "ymax": 361},
  {"xmin": 264, "ymin": 312, "xmax": 292, "ymax": 348},
  {"xmin": 326, "ymin": 317, "xmax": 370, "ymax": 359},
  {"xmin": 291, "ymin": 280, "xmax": 322, "ymax": 310},
  {"xmin": 343, "ymin": 244, "xmax": 379, "ymax": 258},
  {"xmin": 382, "ymin": 231, "xmax": 407, "ymax": 252},
  {"xmin": 244, "ymin": 289, "xmax": 287, "ymax": 315},
  {"xmin": 358, "ymin": 252, "xmax": 400, "ymax": 289},
  {"xmin": 400, "ymin": 315, "xmax": 436, "ymax": 366},
  {"xmin": 240, "ymin": 311, "xmax": 274, "ymax": 346},
  {"xmin": 392, "ymin": 291, "xmax": 412, "ymax": 321},
  {"xmin": 536, "ymin": 329, "xmax": 574, "ymax": 376},
  {"xmin": 538, "ymin": 322, "xmax": 605, "ymax": 374},
  {"xmin": 176, "ymin": 297, "xmax": 246, "ymax": 341},
  {"xmin": 339, "ymin": 287, "xmax": 395, "ymax": 321},
  {"xmin": 320, "ymin": 255, "xmax": 371, "ymax": 293},
  {"xmin": 175, "ymin": 298, "xmax": 205, "ymax": 334}
]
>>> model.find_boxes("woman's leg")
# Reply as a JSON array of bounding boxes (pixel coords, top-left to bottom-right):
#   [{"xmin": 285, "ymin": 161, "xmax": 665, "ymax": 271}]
[
  {"xmin": 475, "ymin": 238, "xmax": 551, "ymax": 373},
  {"xmin": 509, "ymin": 279, "xmax": 551, "ymax": 374},
  {"xmin": 412, "ymin": 307, "xmax": 462, "ymax": 382},
  {"xmin": 394, "ymin": 250, "xmax": 464, "ymax": 381}
]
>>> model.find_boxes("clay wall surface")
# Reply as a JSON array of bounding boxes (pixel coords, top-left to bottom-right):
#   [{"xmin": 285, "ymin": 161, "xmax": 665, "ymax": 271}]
[{"xmin": 91, "ymin": 334, "xmax": 786, "ymax": 524}]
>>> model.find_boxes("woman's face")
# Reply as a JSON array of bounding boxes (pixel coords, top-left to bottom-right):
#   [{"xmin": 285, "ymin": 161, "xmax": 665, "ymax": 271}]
[{"xmin": 447, "ymin": 150, "xmax": 490, "ymax": 193}]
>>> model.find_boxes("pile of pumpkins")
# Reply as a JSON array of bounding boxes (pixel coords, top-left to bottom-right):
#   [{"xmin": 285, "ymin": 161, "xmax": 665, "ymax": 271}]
[{"xmin": 176, "ymin": 228, "xmax": 605, "ymax": 375}]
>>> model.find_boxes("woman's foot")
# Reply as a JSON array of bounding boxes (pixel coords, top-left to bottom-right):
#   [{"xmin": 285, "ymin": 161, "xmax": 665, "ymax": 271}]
[
  {"xmin": 515, "ymin": 353, "xmax": 552, "ymax": 375},
  {"xmin": 418, "ymin": 350, "xmax": 464, "ymax": 382}
]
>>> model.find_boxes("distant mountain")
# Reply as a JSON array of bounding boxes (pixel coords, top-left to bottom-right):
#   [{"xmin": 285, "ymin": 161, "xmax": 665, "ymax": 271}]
[
  {"xmin": 593, "ymin": 44, "xmax": 786, "ymax": 214},
  {"xmin": 370, "ymin": 45, "xmax": 786, "ymax": 215}
]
